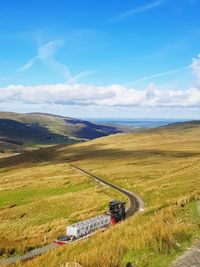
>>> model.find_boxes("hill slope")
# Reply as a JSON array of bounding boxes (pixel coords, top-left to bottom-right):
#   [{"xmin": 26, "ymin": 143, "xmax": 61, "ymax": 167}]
[
  {"xmin": 153, "ymin": 120, "xmax": 200, "ymax": 131},
  {"xmin": 0, "ymin": 112, "xmax": 120, "ymax": 153},
  {"xmin": 0, "ymin": 120, "xmax": 200, "ymax": 267}
]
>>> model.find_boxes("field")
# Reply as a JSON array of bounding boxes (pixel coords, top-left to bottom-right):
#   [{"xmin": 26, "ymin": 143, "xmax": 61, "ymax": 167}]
[
  {"xmin": 0, "ymin": 160, "xmax": 125, "ymax": 257},
  {"xmin": 1, "ymin": 122, "xmax": 200, "ymax": 266}
]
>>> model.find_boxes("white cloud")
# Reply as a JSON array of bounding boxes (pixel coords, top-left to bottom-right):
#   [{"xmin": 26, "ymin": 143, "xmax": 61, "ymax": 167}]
[
  {"xmin": 0, "ymin": 82, "xmax": 200, "ymax": 108},
  {"xmin": 1, "ymin": 54, "xmax": 200, "ymax": 109},
  {"xmin": 17, "ymin": 40, "xmax": 93, "ymax": 83},
  {"xmin": 17, "ymin": 40, "xmax": 63, "ymax": 72},
  {"xmin": 126, "ymin": 65, "xmax": 190, "ymax": 86},
  {"xmin": 112, "ymin": 0, "xmax": 165, "ymax": 21}
]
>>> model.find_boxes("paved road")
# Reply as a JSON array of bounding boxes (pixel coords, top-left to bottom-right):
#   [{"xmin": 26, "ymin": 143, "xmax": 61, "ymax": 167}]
[
  {"xmin": 0, "ymin": 244, "xmax": 57, "ymax": 266},
  {"xmin": 0, "ymin": 165, "xmax": 144, "ymax": 266},
  {"xmin": 71, "ymin": 164, "xmax": 144, "ymax": 217}
]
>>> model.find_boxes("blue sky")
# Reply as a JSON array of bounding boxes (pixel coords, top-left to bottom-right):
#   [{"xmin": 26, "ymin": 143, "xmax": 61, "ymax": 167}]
[{"xmin": 0, "ymin": 0, "xmax": 200, "ymax": 118}]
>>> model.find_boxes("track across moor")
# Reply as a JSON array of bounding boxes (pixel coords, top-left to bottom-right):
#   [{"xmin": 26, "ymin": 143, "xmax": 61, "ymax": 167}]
[
  {"xmin": 71, "ymin": 165, "xmax": 144, "ymax": 217},
  {"xmin": 0, "ymin": 165, "xmax": 144, "ymax": 266}
]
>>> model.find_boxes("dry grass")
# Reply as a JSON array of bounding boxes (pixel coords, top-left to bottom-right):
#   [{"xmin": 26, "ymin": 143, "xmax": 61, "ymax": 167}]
[
  {"xmin": 19, "ymin": 204, "xmax": 197, "ymax": 267},
  {"xmin": 0, "ymin": 162, "xmax": 125, "ymax": 256},
  {"xmin": 1, "ymin": 124, "xmax": 200, "ymax": 266}
]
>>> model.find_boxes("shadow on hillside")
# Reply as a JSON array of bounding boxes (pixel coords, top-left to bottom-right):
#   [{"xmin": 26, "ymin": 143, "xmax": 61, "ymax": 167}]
[
  {"xmin": 0, "ymin": 142, "xmax": 200, "ymax": 170},
  {"xmin": 59, "ymin": 144, "xmax": 200, "ymax": 162}
]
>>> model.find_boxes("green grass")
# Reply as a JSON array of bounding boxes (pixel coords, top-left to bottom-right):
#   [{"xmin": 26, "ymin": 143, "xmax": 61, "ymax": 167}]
[
  {"xmin": 0, "ymin": 183, "xmax": 91, "ymax": 208},
  {"xmin": 0, "ymin": 162, "xmax": 125, "ymax": 256},
  {"xmin": 146, "ymin": 201, "xmax": 200, "ymax": 267}
]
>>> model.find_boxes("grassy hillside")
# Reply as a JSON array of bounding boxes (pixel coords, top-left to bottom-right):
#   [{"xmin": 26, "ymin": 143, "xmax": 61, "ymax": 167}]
[
  {"xmin": 0, "ymin": 112, "xmax": 120, "ymax": 154},
  {"xmin": 0, "ymin": 160, "xmax": 125, "ymax": 256},
  {"xmin": 0, "ymin": 121, "xmax": 200, "ymax": 266}
]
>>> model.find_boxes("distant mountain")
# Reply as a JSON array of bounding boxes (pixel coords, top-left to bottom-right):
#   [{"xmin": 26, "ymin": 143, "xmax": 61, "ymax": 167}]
[{"xmin": 0, "ymin": 112, "xmax": 121, "ymax": 153}]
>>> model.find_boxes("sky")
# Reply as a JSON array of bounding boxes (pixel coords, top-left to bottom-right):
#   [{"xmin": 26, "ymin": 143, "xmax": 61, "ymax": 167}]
[{"xmin": 0, "ymin": 0, "xmax": 200, "ymax": 119}]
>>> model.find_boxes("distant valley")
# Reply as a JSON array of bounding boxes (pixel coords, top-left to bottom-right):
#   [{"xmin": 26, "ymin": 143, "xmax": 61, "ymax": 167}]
[
  {"xmin": 0, "ymin": 112, "xmax": 121, "ymax": 154},
  {"xmin": 92, "ymin": 118, "xmax": 187, "ymax": 129}
]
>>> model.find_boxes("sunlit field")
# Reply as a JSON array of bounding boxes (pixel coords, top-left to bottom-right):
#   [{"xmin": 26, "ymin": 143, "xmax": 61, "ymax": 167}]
[
  {"xmin": 0, "ymin": 160, "xmax": 125, "ymax": 256},
  {"xmin": 1, "ymin": 123, "xmax": 200, "ymax": 266}
]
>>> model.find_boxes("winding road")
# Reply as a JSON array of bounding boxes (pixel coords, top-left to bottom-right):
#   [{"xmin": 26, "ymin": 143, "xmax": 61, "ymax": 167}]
[
  {"xmin": 71, "ymin": 165, "xmax": 144, "ymax": 217},
  {"xmin": 0, "ymin": 165, "xmax": 144, "ymax": 266}
]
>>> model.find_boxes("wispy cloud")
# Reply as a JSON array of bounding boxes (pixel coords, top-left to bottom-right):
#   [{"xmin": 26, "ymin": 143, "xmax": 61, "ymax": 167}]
[
  {"xmin": 17, "ymin": 40, "xmax": 63, "ymax": 72},
  {"xmin": 17, "ymin": 40, "xmax": 93, "ymax": 83},
  {"xmin": 68, "ymin": 70, "xmax": 95, "ymax": 84},
  {"xmin": 192, "ymin": 54, "xmax": 200, "ymax": 84},
  {"xmin": 112, "ymin": 0, "xmax": 165, "ymax": 21},
  {"xmin": 18, "ymin": 56, "xmax": 38, "ymax": 72},
  {"xmin": 126, "ymin": 66, "xmax": 190, "ymax": 86}
]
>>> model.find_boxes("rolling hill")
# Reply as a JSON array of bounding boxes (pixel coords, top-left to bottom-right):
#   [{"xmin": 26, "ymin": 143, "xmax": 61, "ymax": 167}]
[
  {"xmin": 0, "ymin": 112, "xmax": 121, "ymax": 153},
  {"xmin": 152, "ymin": 120, "xmax": 200, "ymax": 131},
  {"xmin": 0, "ymin": 120, "xmax": 200, "ymax": 266}
]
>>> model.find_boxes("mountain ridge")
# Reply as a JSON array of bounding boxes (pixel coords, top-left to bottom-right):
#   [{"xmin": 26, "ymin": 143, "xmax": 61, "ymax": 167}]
[{"xmin": 0, "ymin": 111, "xmax": 121, "ymax": 153}]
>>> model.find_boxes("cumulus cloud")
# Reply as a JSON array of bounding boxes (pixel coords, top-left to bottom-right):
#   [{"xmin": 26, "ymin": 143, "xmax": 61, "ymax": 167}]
[
  {"xmin": 0, "ymin": 82, "xmax": 200, "ymax": 107},
  {"xmin": 1, "ymin": 54, "xmax": 199, "ymax": 108}
]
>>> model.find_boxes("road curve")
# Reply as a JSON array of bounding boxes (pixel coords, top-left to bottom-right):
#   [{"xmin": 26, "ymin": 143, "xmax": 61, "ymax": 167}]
[
  {"xmin": 0, "ymin": 165, "xmax": 144, "ymax": 266},
  {"xmin": 71, "ymin": 164, "xmax": 144, "ymax": 217}
]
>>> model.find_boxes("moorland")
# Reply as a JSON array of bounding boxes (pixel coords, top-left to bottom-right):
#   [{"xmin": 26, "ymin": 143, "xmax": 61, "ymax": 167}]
[{"xmin": 0, "ymin": 120, "xmax": 200, "ymax": 266}]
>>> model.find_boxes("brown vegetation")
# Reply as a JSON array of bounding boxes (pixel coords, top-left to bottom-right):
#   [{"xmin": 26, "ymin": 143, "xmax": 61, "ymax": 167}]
[{"xmin": 1, "ymin": 122, "xmax": 200, "ymax": 266}]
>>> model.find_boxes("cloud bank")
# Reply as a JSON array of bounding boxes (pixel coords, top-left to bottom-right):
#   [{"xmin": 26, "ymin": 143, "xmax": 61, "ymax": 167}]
[
  {"xmin": 1, "ymin": 54, "xmax": 200, "ymax": 108},
  {"xmin": 0, "ymin": 83, "xmax": 200, "ymax": 108}
]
